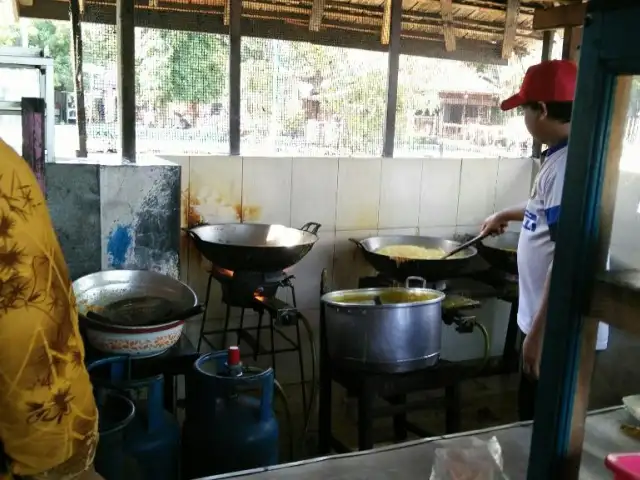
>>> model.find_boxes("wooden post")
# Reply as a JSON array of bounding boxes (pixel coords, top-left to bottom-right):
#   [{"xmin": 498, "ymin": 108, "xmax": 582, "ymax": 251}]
[
  {"xmin": 229, "ymin": 0, "xmax": 242, "ymax": 156},
  {"xmin": 21, "ymin": 97, "xmax": 46, "ymax": 193},
  {"xmin": 562, "ymin": 26, "xmax": 582, "ymax": 62},
  {"xmin": 382, "ymin": 0, "xmax": 402, "ymax": 158},
  {"xmin": 69, "ymin": 0, "xmax": 87, "ymax": 157},
  {"xmin": 117, "ymin": 0, "xmax": 136, "ymax": 161}
]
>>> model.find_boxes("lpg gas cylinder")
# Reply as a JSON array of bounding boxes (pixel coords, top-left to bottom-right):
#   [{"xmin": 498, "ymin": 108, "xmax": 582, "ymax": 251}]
[
  {"xmin": 88, "ymin": 357, "xmax": 181, "ymax": 480},
  {"xmin": 182, "ymin": 346, "xmax": 279, "ymax": 479}
]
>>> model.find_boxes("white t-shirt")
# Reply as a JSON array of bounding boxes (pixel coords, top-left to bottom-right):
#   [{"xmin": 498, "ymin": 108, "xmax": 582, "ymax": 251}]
[{"xmin": 517, "ymin": 142, "xmax": 609, "ymax": 350}]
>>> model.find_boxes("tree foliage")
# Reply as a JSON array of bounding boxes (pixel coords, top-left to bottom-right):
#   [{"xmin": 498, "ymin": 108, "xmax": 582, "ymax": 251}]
[
  {"xmin": 160, "ymin": 30, "xmax": 226, "ymax": 105},
  {"xmin": 0, "ymin": 20, "xmax": 73, "ymax": 91}
]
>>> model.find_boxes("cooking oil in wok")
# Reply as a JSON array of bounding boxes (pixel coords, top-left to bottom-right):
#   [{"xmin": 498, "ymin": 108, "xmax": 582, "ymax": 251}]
[{"xmin": 101, "ymin": 296, "xmax": 179, "ymax": 326}]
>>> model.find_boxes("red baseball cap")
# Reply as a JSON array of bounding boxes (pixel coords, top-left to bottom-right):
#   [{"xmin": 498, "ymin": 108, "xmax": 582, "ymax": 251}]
[{"xmin": 500, "ymin": 60, "xmax": 578, "ymax": 111}]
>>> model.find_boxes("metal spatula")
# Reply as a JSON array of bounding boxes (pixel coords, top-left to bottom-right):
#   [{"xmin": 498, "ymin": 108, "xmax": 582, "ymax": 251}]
[{"xmin": 440, "ymin": 232, "xmax": 489, "ymax": 260}]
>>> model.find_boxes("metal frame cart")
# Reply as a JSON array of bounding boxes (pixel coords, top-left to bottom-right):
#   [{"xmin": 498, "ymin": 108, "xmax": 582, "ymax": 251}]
[{"xmin": 527, "ymin": 1, "xmax": 640, "ymax": 479}]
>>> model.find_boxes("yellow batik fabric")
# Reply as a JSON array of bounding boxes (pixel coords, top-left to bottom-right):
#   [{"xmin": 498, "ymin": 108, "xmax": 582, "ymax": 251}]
[{"xmin": 0, "ymin": 139, "xmax": 98, "ymax": 479}]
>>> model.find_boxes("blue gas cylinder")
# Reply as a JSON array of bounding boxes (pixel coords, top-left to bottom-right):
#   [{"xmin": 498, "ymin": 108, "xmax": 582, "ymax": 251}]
[
  {"xmin": 88, "ymin": 357, "xmax": 181, "ymax": 480},
  {"xmin": 182, "ymin": 346, "xmax": 279, "ymax": 479}
]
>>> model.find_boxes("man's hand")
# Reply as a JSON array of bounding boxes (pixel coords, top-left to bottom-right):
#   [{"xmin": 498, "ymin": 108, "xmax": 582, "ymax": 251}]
[
  {"xmin": 480, "ymin": 212, "xmax": 508, "ymax": 237},
  {"xmin": 522, "ymin": 329, "xmax": 543, "ymax": 378}
]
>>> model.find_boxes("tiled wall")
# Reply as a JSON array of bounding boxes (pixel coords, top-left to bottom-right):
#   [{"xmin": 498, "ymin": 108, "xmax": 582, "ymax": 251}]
[{"xmin": 162, "ymin": 154, "xmax": 534, "ymax": 383}]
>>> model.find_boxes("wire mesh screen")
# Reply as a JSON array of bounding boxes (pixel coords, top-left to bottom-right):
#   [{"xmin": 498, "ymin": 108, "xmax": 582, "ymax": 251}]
[
  {"xmin": 81, "ymin": 21, "xmax": 229, "ymax": 154},
  {"xmin": 395, "ymin": 35, "xmax": 545, "ymax": 158},
  {"xmin": 5, "ymin": 13, "xmax": 634, "ymax": 160},
  {"xmin": 241, "ymin": 38, "xmax": 387, "ymax": 156}
]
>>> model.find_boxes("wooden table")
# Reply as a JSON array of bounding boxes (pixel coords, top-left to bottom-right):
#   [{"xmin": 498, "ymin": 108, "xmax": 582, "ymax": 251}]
[{"xmin": 200, "ymin": 407, "xmax": 640, "ymax": 479}]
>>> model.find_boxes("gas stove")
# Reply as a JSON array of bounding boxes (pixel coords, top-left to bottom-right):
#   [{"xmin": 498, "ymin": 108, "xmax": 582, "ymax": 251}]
[{"xmin": 209, "ymin": 265, "xmax": 299, "ymax": 325}]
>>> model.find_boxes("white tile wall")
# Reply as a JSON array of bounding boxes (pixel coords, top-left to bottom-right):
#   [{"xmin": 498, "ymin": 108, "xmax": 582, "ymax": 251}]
[
  {"xmin": 291, "ymin": 157, "xmax": 339, "ymax": 229},
  {"xmin": 242, "ymin": 157, "xmax": 292, "ymax": 226},
  {"xmin": 457, "ymin": 158, "xmax": 500, "ymax": 226},
  {"xmin": 335, "ymin": 157, "xmax": 382, "ymax": 230},
  {"xmin": 332, "ymin": 229, "xmax": 377, "ymax": 290},
  {"xmin": 495, "ymin": 157, "xmax": 533, "ymax": 212},
  {"xmin": 419, "ymin": 226, "xmax": 456, "ymax": 238},
  {"xmin": 177, "ymin": 155, "xmax": 534, "ymax": 382},
  {"xmin": 419, "ymin": 158, "xmax": 462, "ymax": 228},
  {"xmin": 190, "ymin": 155, "xmax": 243, "ymax": 224},
  {"xmin": 378, "ymin": 158, "xmax": 423, "ymax": 229}
]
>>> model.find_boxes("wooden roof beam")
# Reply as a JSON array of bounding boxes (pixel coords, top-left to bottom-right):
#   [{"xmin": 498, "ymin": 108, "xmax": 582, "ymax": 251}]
[
  {"xmin": 381, "ymin": 0, "xmax": 391, "ymax": 45},
  {"xmin": 533, "ymin": 2, "xmax": 587, "ymax": 31},
  {"xmin": 501, "ymin": 0, "xmax": 520, "ymax": 59},
  {"xmin": 309, "ymin": 0, "xmax": 325, "ymax": 32},
  {"xmin": 439, "ymin": 0, "xmax": 456, "ymax": 52}
]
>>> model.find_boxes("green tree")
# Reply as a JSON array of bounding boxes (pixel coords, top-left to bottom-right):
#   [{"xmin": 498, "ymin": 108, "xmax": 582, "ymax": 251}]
[
  {"xmin": 0, "ymin": 20, "xmax": 73, "ymax": 91},
  {"xmin": 28, "ymin": 20, "xmax": 73, "ymax": 91},
  {"xmin": 0, "ymin": 23, "xmax": 19, "ymax": 46},
  {"xmin": 160, "ymin": 30, "xmax": 227, "ymax": 125},
  {"xmin": 83, "ymin": 23, "xmax": 116, "ymax": 68}
]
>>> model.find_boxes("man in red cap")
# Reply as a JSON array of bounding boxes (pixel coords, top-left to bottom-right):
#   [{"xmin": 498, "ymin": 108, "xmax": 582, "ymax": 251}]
[{"xmin": 480, "ymin": 60, "xmax": 609, "ymax": 421}]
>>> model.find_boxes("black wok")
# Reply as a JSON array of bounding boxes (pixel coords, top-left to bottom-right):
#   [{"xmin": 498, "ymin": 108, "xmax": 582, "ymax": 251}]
[
  {"xmin": 350, "ymin": 235, "xmax": 477, "ymax": 282},
  {"xmin": 185, "ymin": 222, "xmax": 321, "ymax": 272},
  {"xmin": 477, "ymin": 231, "xmax": 519, "ymax": 275}
]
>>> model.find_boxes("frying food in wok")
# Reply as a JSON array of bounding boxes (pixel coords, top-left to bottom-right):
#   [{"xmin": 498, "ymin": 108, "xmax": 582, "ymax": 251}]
[{"xmin": 375, "ymin": 245, "xmax": 464, "ymax": 261}]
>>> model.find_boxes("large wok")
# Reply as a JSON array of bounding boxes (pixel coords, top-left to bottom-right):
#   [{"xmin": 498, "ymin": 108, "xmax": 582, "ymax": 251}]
[
  {"xmin": 350, "ymin": 235, "xmax": 477, "ymax": 282},
  {"xmin": 185, "ymin": 222, "xmax": 321, "ymax": 272},
  {"xmin": 477, "ymin": 231, "xmax": 519, "ymax": 275}
]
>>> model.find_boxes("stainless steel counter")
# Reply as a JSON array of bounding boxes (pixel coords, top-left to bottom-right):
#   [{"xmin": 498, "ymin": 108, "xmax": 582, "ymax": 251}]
[{"xmin": 200, "ymin": 407, "xmax": 639, "ymax": 479}]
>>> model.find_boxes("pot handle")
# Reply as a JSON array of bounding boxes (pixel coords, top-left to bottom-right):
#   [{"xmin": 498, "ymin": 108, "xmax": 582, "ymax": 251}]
[
  {"xmin": 405, "ymin": 276, "xmax": 427, "ymax": 288},
  {"xmin": 182, "ymin": 227, "xmax": 197, "ymax": 240},
  {"xmin": 300, "ymin": 222, "xmax": 322, "ymax": 235},
  {"xmin": 348, "ymin": 238, "xmax": 366, "ymax": 252},
  {"xmin": 164, "ymin": 304, "xmax": 204, "ymax": 322}
]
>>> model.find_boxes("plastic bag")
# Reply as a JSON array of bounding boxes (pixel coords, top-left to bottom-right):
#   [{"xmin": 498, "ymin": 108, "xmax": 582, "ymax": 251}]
[{"xmin": 429, "ymin": 436, "xmax": 508, "ymax": 480}]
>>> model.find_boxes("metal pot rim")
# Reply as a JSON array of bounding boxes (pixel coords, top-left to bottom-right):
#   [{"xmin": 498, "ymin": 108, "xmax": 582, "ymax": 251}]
[{"xmin": 321, "ymin": 287, "xmax": 445, "ymax": 308}]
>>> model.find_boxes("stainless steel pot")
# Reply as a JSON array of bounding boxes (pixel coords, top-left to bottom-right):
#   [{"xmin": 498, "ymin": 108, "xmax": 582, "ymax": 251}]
[{"xmin": 321, "ymin": 277, "xmax": 445, "ymax": 373}]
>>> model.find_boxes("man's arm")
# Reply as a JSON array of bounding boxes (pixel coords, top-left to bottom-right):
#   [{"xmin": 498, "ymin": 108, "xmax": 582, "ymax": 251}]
[
  {"xmin": 496, "ymin": 205, "xmax": 527, "ymax": 223},
  {"xmin": 531, "ymin": 262, "xmax": 552, "ymax": 338}
]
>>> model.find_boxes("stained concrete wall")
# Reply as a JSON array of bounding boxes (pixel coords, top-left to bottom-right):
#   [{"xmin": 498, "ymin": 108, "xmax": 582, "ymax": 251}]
[
  {"xmin": 46, "ymin": 155, "xmax": 181, "ymax": 280},
  {"xmin": 46, "ymin": 161, "xmax": 101, "ymax": 280}
]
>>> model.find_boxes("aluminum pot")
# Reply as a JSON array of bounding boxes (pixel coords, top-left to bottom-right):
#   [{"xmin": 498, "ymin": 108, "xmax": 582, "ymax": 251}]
[{"xmin": 321, "ymin": 277, "xmax": 445, "ymax": 373}]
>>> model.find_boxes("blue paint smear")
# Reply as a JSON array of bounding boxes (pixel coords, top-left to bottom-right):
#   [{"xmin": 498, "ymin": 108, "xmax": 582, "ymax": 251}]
[{"xmin": 107, "ymin": 224, "xmax": 132, "ymax": 268}]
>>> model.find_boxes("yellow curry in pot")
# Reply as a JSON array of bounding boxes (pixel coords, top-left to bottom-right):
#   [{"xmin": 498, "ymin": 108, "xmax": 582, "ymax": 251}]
[{"xmin": 331, "ymin": 291, "xmax": 441, "ymax": 305}]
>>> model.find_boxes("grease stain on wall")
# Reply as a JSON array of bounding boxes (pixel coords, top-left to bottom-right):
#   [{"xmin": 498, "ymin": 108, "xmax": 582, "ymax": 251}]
[
  {"xmin": 233, "ymin": 203, "xmax": 262, "ymax": 222},
  {"xmin": 106, "ymin": 224, "xmax": 132, "ymax": 268}
]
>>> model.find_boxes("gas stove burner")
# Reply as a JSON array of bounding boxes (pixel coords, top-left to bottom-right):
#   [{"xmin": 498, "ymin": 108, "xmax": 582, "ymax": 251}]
[{"xmin": 210, "ymin": 265, "xmax": 293, "ymax": 308}]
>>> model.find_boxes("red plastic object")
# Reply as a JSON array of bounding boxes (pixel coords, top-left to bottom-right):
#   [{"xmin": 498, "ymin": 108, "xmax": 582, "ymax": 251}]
[
  {"xmin": 606, "ymin": 454, "xmax": 640, "ymax": 480},
  {"xmin": 227, "ymin": 346, "xmax": 241, "ymax": 366}
]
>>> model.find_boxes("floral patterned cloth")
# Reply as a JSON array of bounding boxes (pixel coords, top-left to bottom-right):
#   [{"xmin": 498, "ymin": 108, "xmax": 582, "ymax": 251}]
[{"xmin": 0, "ymin": 139, "xmax": 98, "ymax": 479}]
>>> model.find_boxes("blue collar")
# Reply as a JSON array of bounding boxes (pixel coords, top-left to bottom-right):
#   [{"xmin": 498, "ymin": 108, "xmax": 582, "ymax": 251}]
[{"xmin": 543, "ymin": 139, "xmax": 569, "ymax": 158}]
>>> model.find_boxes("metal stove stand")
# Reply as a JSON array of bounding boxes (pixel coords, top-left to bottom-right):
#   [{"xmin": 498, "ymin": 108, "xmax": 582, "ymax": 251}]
[
  {"xmin": 84, "ymin": 334, "xmax": 199, "ymax": 415},
  {"xmin": 197, "ymin": 265, "xmax": 308, "ymax": 413},
  {"xmin": 318, "ymin": 269, "xmax": 520, "ymax": 454}
]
